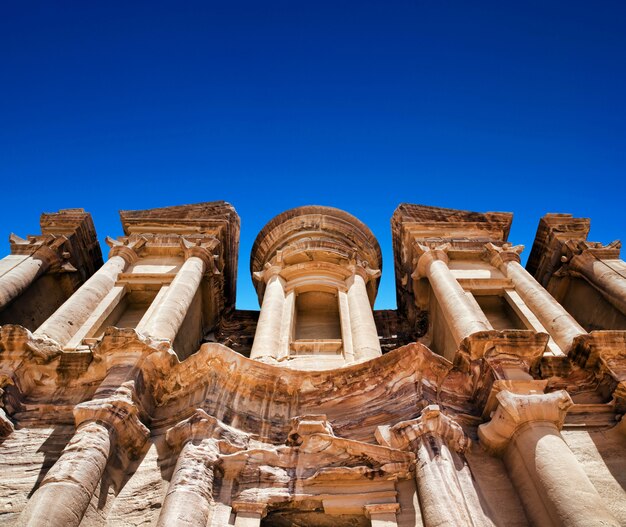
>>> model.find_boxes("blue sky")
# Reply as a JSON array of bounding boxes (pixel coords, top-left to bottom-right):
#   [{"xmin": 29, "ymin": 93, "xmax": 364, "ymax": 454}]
[{"xmin": 1, "ymin": 1, "xmax": 625, "ymax": 310}]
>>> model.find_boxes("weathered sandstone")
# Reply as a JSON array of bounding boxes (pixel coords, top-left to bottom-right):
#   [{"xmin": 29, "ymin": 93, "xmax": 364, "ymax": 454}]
[{"xmin": 0, "ymin": 202, "xmax": 624, "ymax": 526}]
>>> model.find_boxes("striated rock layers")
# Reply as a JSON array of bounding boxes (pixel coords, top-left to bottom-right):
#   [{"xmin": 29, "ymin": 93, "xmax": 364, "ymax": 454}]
[{"xmin": 0, "ymin": 202, "xmax": 625, "ymax": 526}]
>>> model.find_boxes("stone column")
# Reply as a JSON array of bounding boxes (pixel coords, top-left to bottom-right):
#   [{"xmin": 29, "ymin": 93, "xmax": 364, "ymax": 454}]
[
  {"xmin": 485, "ymin": 243, "xmax": 586, "ymax": 352},
  {"xmin": 232, "ymin": 502, "xmax": 268, "ymax": 527},
  {"xmin": 157, "ymin": 411, "xmax": 221, "ymax": 527},
  {"xmin": 142, "ymin": 239, "xmax": 216, "ymax": 342},
  {"xmin": 250, "ymin": 266, "xmax": 286, "ymax": 361},
  {"xmin": 479, "ymin": 390, "xmax": 619, "ymax": 527},
  {"xmin": 364, "ymin": 503, "xmax": 400, "ymax": 526},
  {"xmin": 568, "ymin": 247, "xmax": 626, "ymax": 315},
  {"xmin": 413, "ymin": 244, "xmax": 490, "ymax": 344},
  {"xmin": 387, "ymin": 405, "xmax": 476, "ymax": 527},
  {"xmin": 34, "ymin": 238, "xmax": 144, "ymax": 346},
  {"xmin": 17, "ymin": 420, "xmax": 112, "ymax": 527},
  {"xmin": 0, "ymin": 256, "xmax": 50, "ymax": 310},
  {"xmin": 18, "ymin": 363, "xmax": 149, "ymax": 527},
  {"xmin": 347, "ymin": 266, "xmax": 382, "ymax": 361}
]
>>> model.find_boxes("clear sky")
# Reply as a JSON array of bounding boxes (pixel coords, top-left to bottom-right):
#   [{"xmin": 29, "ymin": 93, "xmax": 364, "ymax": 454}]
[{"xmin": 1, "ymin": 1, "xmax": 625, "ymax": 310}]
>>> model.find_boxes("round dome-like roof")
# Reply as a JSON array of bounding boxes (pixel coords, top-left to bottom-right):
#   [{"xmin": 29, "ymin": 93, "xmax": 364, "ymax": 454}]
[{"xmin": 251, "ymin": 205, "xmax": 382, "ymax": 278}]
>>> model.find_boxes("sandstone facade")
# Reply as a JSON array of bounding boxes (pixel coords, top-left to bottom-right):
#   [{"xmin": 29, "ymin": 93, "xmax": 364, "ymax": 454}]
[{"xmin": 0, "ymin": 202, "xmax": 625, "ymax": 526}]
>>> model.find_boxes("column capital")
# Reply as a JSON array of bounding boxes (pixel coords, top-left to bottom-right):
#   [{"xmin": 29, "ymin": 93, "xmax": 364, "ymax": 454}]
[
  {"xmin": 349, "ymin": 262, "xmax": 381, "ymax": 282},
  {"xmin": 165, "ymin": 408, "xmax": 249, "ymax": 452},
  {"xmin": 347, "ymin": 251, "xmax": 381, "ymax": 283},
  {"xmin": 387, "ymin": 405, "xmax": 469, "ymax": 453},
  {"xmin": 73, "ymin": 397, "xmax": 149, "ymax": 457},
  {"xmin": 478, "ymin": 389, "xmax": 572, "ymax": 455},
  {"xmin": 180, "ymin": 236, "xmax": 221, "ymax": 273},
  {"xmin": 10, "ymin": 233, "xmax": 76, "ymax": 272},
  {"xmin": 106, "ymin": 236, "xmax": 147, "ymax": 264},
  {"xmin": 232, "ymin": 501, "xmax": 268, "ymax": 518},
  {"xmin": 482, "ymin": 242, "xmax": 524, "ymax": 268},
  {"xmin": 411, "ymin": 242, "xmax": 451, "ymax": 279},
  {"xmin": 562, "ymin": 239, "xmax": 621, "ymax": 263},
  {"xmin": 364, "ymin": 502, "xmax": 400, "ymax": 518},
  {"xmin": 252, "ymin": 262, "xmax": 284, "ymax": 283}
]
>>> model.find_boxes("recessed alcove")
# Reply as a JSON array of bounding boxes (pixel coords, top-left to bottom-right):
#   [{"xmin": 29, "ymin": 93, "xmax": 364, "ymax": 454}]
[
  {"xmin": 90, "ymin": 288, "xmax": 158, "ymax": 338},
  {"xmin": 291, "ymin": 290, "xmax": 343, "ymax": 356},
  {"xmin": 294, "ymin": 290, "xmax": 341, "ymax": 340},
  {"xmin": 473, "ymin": 294, "xmax": 526, "ymax": 331}
]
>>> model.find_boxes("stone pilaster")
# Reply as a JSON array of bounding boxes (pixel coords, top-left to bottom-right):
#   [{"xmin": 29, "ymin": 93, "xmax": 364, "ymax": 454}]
[{"xmin": 479, "ymin": 390, "xmax": 619, "ymax": 527}]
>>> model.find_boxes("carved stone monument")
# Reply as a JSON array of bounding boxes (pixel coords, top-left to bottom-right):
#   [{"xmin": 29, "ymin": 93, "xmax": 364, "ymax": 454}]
[{"xmin": 0, "ymin": 202, "xmax": 624, "ymax": 526}]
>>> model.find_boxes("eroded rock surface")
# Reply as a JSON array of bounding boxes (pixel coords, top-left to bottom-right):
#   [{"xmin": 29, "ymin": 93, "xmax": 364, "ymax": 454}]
[{"xmin": 0, "ymin": 202, "xmax": 625, "ymax": 526}]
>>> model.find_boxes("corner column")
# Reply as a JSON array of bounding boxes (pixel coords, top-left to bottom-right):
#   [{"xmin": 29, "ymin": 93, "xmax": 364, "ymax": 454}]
[
  {"xmin": 34, "ymin": 238, "xmax": 144, "ymax": 346},
  {"xmin": 386, "ymin": 405, "xmax": 476, "ymax": 527},
  {"xmin": 347, "ymin": 265, "xmax": 382, "ymax": 361},
  {"xmin": 250, "ymin": 266, "xmax": 286, "ymax": 361},
  {"xmin": 414, "ymin": 244, "xmax": 490, "ymax": 345},
  {"xmin": 18, "ymin": 360, "xmax": 149, "ymax": 527},
  {"xmin": 479, "ymin": 390, "xmax": 619, "ymax": 527},
  {"xmin": 0, "ymin": 241, "xmax": 61, "ymax": 310},
  {"xmin": 568, "ymin": 245, "xmax": 626, "ymax": 315}
]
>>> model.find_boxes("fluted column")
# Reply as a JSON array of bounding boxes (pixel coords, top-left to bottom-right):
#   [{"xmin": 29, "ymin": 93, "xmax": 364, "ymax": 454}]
[
  {"xmin": 479, "ymin": 390, "xmax": 619, "ymax": 527},
  {"xmin": 347, "ymin": 265, "xmax": 381, "ymax": 361},
  {"xmin": 250, "ymin": 266, "xmax": 285, "ymax": 360},
  {"xmin": 34, "ymin": 238, "xmax": 144, "ymax": 346},
  {"xmin": 142, "ymin": 239, "xmax": 216, "ymax": 342},
  {"xmin": 568, "ymin": 246, "xmax": 626, "ymax": 315},
  {"xmin": 387, "ymin": 405, "xmax": 475, "ymax": 527},
  {"xmin": 485, "ymin": 243, "xmax": 586, "ymax": 352},
  {"xmin": 157, "ymin": 410, "xmax": 222, "ymax": 527},
  {"xmin": 413, "ymin": 244, "xmax": 490, "ymax": 344},
  {"xmin": 18, "ymin": 362, "xmax": 149, "ymax": 527}
]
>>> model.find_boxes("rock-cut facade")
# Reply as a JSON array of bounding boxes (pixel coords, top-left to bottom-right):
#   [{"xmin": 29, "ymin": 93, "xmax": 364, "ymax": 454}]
[{"xmin": 0, "ymin": 202, "xmax": 625, "ymax": 526}]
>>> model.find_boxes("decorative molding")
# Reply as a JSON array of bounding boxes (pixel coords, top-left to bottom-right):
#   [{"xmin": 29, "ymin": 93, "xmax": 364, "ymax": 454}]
[
  {"xmin": 411, "ymin": 242, "xmax": 451, "ymax": 280},
  {"xmin": 165, "ymin": 408, "xmax": 250, "ymax": 452},
  {"xmin": 482, "ymin": 242, "xmax": 524, "ymax": 268},
  {"xmin": 106, "ymin": 235, "xmax": 147, "ymax": 264},
  {"xmin": 73, "ymin": 396, "xmax": 149, "ymax": 457},
  {"xmin": 386, "ymin": 404, "xmax": 469, "ymax": 454},
  {"xmin": 364, "ymin": 502, "xmax": 400, "ymax": 518}
]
